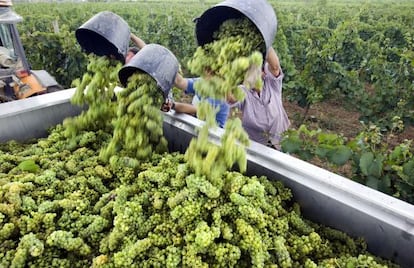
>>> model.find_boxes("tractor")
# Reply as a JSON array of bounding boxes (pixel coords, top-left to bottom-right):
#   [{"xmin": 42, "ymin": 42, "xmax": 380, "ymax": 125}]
[{"xmin": 0, "ymin": 0, "xmax": 63, "ymax": 103}]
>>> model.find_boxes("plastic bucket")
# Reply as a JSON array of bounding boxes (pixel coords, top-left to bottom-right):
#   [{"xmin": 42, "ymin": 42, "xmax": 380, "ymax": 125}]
[
  {"xmin": 118, "ymin": 44, "xmax": 179, "ymax": 99},
  {"xmin": 75, "ymin": 11, "xmax": 130, "ymax": 63},
  {"xmin": 194, "ymin": 0, "xmax": 277, "ymax": 55}
]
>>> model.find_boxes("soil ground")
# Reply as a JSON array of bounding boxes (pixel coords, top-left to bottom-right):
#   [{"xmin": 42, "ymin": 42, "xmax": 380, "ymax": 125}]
[
  {"xmin": 282, "ymin": 98, "xmax": 414, "ymax": 176},
  {"xmin": 282, "ymin": 98, "xmax": 414, "ymax": 145}
]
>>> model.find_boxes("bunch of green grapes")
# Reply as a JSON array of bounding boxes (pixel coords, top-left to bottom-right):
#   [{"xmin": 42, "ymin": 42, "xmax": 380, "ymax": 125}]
[
  {"xmin": 100, "ymin": 72, "xmax": 168, "ymax": 164},
  {"xmin": 185, "ymin": 116, "xmax": 250, "ymax": 188},
  {"xmin": 318, "ymin": 255, "xmax": 390, "ymax": 268},
  {"xmin": 63, "ymin": 55, "xmax": 121, "ymax": 139},
  {"xmin": 185, "ymin": 18, "xmax": 264, "ymax": 183},
  {"xmin": 188, "ymin": 18, "xmax": 264, "ymax": 100}
]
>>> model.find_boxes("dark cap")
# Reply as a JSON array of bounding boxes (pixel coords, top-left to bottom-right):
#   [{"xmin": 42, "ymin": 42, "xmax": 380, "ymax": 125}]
[{"xmin": 128, "ymin": 46, "xmax": 139, "ymax": 55}]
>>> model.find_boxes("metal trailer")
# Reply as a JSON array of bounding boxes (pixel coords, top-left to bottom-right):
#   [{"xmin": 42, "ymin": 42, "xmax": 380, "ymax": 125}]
[{"xmin": 1, "ymin": 89, "xmax": 414, "ymax": 267}]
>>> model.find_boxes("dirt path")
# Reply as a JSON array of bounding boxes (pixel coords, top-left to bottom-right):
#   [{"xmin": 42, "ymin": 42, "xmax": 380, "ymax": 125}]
[{"xmin": 283, "ymin": 98, "xmax": 414, "ymax": 145}]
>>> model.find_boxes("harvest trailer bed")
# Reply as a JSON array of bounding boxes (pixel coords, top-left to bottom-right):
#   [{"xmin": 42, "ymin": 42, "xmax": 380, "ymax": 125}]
[{"xmin": 1, "ymin": 89, "xmax": 413, "ymax": 267}]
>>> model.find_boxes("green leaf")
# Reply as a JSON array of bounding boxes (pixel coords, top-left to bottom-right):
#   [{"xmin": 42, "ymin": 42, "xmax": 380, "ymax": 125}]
[
  {"xmin": 382, "ymin": 175, "xmax": 392, "ymax": 188},
  {"xmin": 360, "ymin": 152, "xmax": 383, "ymax": 177},
  {"xmin": 395, "ymin": 181, "xmax": 414, "ymax": 202},
  {"xmin": 378, "ymin": 176, "xmax": 392, "ymax": 194},
  {"xmin": 402, "ymin": 160, "xmax": 414, "ymax": 185},
  {"xmin": 328, "ymin": 145, "xmax": 352, "ymax": 166},
  {"xmin": 281, "ymin": 136, "xmax": 302, "ymax": 154},
  {"xmin": 366, "ymin": 176, "xmax": 379, "ymax": 190},
  {"xmin": 369, "ymin": 156, "xmax": 383, "ymax": 178},
  {"xmin": 360, "ymin": 152, "xmax": 374, "ymax": 176},
  {"xmin": 389, "ymin": 146, "xmax": 402, "ymax": 162},
  {"xmin": 315, "ymin": 144, "xmax": 331, "ymax": 158},
  {"xmin": 18, "ymin": 160, "xmax": 40, "ymax": 173},
  {"xmin": 298, "ymin": 149, "xmax": 314, "ymax": 161},
  {"xmin": 317, "ymin": 132, "xmax": 340, "ymax": 145}
]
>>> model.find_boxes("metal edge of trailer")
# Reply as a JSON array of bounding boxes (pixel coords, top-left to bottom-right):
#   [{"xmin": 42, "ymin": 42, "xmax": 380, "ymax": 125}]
[
  {"xmin": 0, "ymin": 88, "xmax": 83, "ymax": 142},
  {"xmin": 1, "ymin": 90, "xmax": 414, "ymax": 267}
]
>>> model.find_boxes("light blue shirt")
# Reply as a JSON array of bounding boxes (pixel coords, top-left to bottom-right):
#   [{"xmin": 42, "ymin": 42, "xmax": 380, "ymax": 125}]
[{"xmin": 185, "ymin": 78, "xmax": 229, "ymax": 128}]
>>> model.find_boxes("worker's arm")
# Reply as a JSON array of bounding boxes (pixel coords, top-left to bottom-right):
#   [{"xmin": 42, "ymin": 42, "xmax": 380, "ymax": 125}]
[
  {"xmin": 161, "ymin": 99, "xmax": 197, "ymax": 115},
  {"xmin": 174, "ymin": 73, "xmax": 188, "ymax": 91},
  {"xmin": 173, "ymin": 102, "xmax": 197, "ymax": 116},
  {"xmin": 130, "ymin": 33, "xmax": 146, "ymax": 49},
  {"xmin": 171, "ymin": 74, "xmax": 197, "ymax": 115},
  {"xmin": 174, "ymin": 73, "xmax": 199, "ymax": 96},
  {"xmin": 266, "ymin": 47, "xmax": 281, "ymax": 77}
]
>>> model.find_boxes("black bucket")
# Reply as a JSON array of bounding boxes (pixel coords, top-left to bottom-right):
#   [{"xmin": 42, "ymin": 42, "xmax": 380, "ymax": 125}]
[
  {"xmin": 194, "ymin": 0, "xmax": 277, "ymax": 55},
  {"xmin": 75, "ymin": 11, "xmax": 130, "ymax": 63},
  {"xmin": 118, "ymin": 44, "xmax": 179, "ymax": 99}
]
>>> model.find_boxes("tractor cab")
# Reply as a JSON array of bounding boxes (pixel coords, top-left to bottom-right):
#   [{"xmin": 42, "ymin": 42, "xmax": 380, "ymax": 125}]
[{"xmin": 0, "ymin": 0, "xmax": 62, "ymax": 102}]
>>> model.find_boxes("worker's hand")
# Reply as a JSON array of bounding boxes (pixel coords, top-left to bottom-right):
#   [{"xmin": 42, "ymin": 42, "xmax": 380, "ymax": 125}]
[
  {"xmin": 161, "ymin": 99, "xmax": 174, "ymax": 112},
  {"xmin": 130, "ymin": 33, "xmax": 146, "ymax": 49},
  {"xmin": 266, "ymin": 47, "xmax": 281, "ymax": 77},
  {"xmin": 272, "ymin": 142, "xmax": 281, "ymax": 151}
]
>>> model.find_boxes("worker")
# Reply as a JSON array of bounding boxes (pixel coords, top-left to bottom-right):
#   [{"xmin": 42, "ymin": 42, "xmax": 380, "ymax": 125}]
[
  {"xmin": 125, "ymin": 46, "xmax": 139, "ymax": 64},
  {"xmin": 170, "ymin": 74, "xmax": 229, "ymax": 128},
  {"xmin": 125, "ymin": 33, "xmax": 147, "ymax": 64},
  {"xmin": 228, "ymin": 47, "xmax": 290, "ymax": 150},
  {"xmin": 129, "ymin": 33, "xmax": 230, "ymax": 128}
]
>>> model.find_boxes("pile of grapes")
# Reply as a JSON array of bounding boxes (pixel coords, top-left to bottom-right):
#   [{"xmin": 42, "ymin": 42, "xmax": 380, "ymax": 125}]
[
  {"xmin": 0, "ymin": 18, "xmax": 398, "ymax": 268},
  {"xmin": 0, "ymin": 126, "xmax": 396, "ymax": 267}
]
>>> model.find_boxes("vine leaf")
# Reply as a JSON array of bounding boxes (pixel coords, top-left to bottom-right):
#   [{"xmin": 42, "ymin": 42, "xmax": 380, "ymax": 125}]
[
  {"xmin": 366, "ymin": 176, "xmax": 379, "ymax": 190},
  {"xmin": 18, "ymin": 159, "xmax": 40, "ymax": 173},
  {"xmin": 315, "ymin": 144, "xmax": 330, "ymax": 159},
  {"xmin": 281, "ymin": 136, "xmax": 302, "ymax": 154},
  {"xmin": 402, "ymin": 160, "xmax": 414, "ymax": 185},
  {"xmin": 360, "ymin": 152, "xmax": 383, "ymax": 177},
  {"xmin": 327, "ymin": 145, "xmax": 352, "ymax": 166}
]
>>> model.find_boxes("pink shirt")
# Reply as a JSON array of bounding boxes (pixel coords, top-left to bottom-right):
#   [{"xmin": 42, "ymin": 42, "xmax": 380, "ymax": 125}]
[{"xmin": 234, "ymin": 63, "xmax": 290, "ymax": 146}]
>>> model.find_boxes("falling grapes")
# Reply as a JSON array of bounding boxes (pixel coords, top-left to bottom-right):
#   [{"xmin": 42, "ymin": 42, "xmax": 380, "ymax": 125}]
[
  {"xmin": 185, "ymin": 18, "xmax": 265, "ymax": 184},
  {"xmin": 63, "ymin": 55, "xmax": 121, "ymax": 140},
  {"xmin": 100, "ymin": 72, "xmax": 168, "ymax": 164}
]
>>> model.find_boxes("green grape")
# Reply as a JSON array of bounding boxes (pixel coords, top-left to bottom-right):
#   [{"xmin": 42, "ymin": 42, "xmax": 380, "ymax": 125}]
[
  {"xmin": 101, "ymin": 72, "xmax": 167, "ymax": 163},
  {"xmin": 46, "ymin": 230, "xmax": 91, "ymax": 256},
  {"xmin": 64, "ymin": 55, "xmax": 121, "ymax": 141}
]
